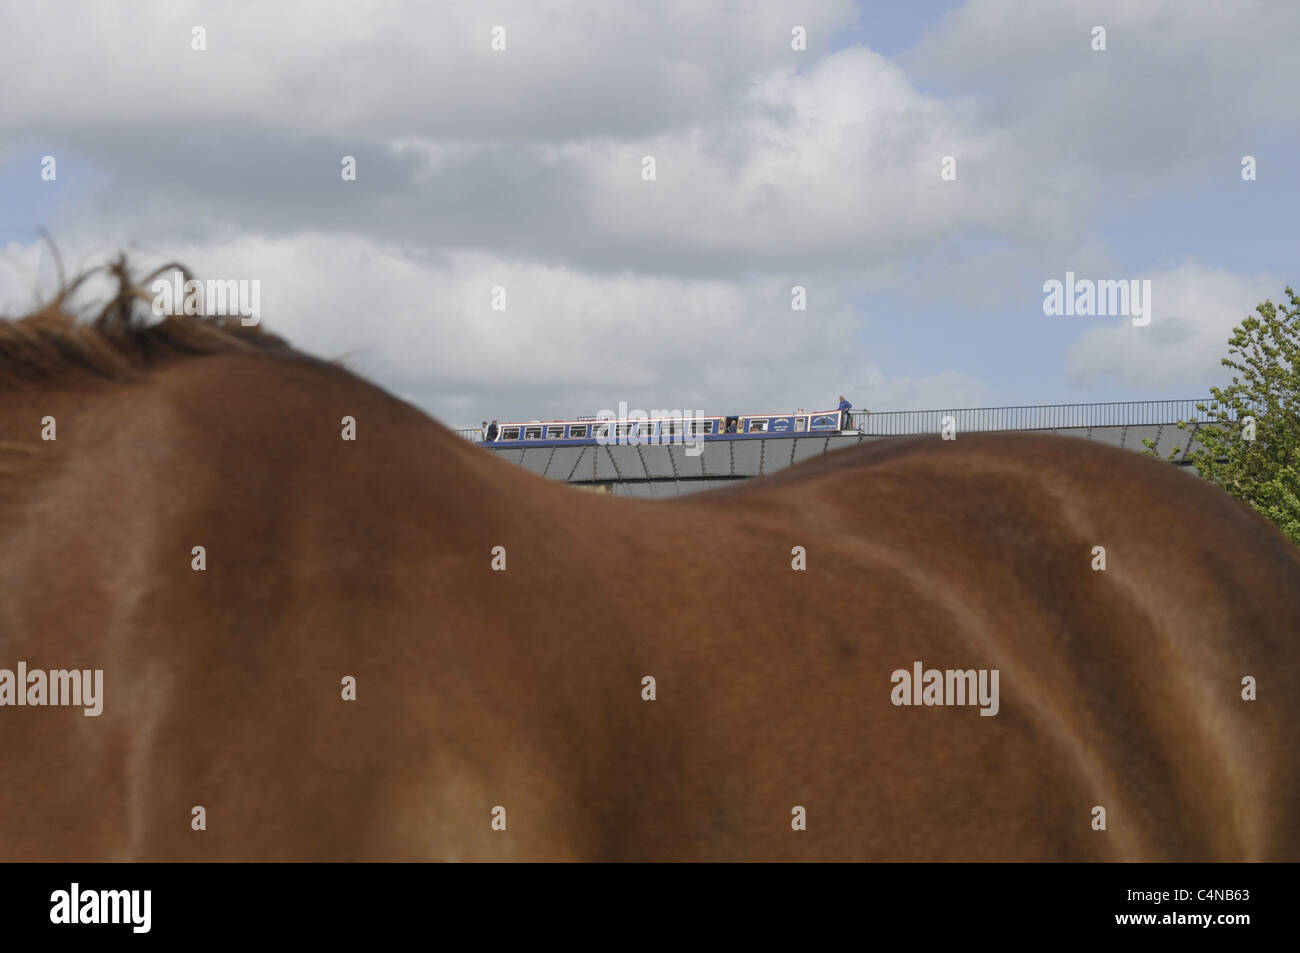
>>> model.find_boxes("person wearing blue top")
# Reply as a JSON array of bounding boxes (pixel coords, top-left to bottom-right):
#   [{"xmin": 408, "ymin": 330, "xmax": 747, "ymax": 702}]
[{"xmin": 838, "ymin": 395, "xmax": 852, "ymax": 430}]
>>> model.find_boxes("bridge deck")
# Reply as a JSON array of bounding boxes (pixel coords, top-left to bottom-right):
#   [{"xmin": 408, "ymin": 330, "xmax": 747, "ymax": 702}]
[{"xmin": 459, "ymin": 399, "xmax": 1220, "ymax": 496}]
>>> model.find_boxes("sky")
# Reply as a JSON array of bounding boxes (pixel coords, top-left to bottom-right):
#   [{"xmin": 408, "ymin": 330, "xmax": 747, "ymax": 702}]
[{"xmin": 1, "ymin": 0, "xmax": 1297, "ymax": 428}]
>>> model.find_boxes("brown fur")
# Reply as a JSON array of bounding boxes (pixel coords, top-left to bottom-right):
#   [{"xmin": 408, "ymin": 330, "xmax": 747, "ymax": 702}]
[
  {"xmin": 0, "ymin": 258, "xmax": 291, "ymax": 389},
  {"xmin": 1, "ymin": 273, "xmax": 1297, "ymax": 861}
]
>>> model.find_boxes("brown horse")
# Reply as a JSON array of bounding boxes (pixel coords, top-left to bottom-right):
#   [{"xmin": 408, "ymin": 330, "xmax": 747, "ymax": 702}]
[{"xmin": 1, "ymin": 268, "xmax": 1297, "ymax": 861}]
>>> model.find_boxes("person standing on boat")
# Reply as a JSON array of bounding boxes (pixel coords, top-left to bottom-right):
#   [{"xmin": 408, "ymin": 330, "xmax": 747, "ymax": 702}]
[{"xmin": 837, "ymin": 395, "xmax": 853, "ymax": 430}]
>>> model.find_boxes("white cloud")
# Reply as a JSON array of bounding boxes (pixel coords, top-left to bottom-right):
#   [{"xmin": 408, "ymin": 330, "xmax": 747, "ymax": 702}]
[
  {"xmin": 2, "ymin": 230, "xmax": 985, "ymax": 425},
  {"xmin": 13, "ymin": 40, "xmax": 1002, "ymax": 276},
  {"xmin": 3, "ymin": 0, "xmax": 1296, "ymax": 421},
  {"xmin": 0, "ymin": 0, "xmax": 856, "ymax": 140},
  {"xmin": 906, "ymin": 0, "xmax": 1300, "ymax": 197},
  {"xmin": 1065, "ymin": 265, "xmax": 1280, "ymax": 390}
]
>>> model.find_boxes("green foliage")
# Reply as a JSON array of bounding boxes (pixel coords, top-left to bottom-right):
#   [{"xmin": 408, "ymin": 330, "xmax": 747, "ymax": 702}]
[{"xmin": 1147, "ymin": 287, "xmax": 1300, "ymax": 546}]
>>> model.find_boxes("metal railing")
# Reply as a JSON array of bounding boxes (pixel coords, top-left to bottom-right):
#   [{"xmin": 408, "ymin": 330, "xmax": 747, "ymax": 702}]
[
  {"xmin": 850, "ymin": 398, "xmax": 1217, "ymax": 436},
  {"xmin": 456, "ymin": 398, "xmax": 1217, "ymax": 442}
]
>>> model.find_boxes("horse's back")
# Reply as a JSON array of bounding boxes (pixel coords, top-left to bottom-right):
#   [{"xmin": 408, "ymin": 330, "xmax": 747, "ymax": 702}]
[{"xmin": 1, "ymin": 350, "xmax": 1297, "ymax": 860}]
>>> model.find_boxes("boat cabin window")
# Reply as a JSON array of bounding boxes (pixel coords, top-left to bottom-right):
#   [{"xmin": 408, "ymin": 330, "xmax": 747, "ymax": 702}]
[
  {"xmin": 809, "ymin": 414, "xmax": 838, "ymax": 431},
  {"xmin": 568, "ymin": 425, "xmax": 588, "ymax": 439},
  {"xmin": 523, "ymin": 426, "xmax": 543, "ymax": 440},
  {"xmin": 500, "ymin": 427, "xmax": 521, "ymax": 440},
  {"xmin": 688, "ymin": 420, "xmax": 714, "ymax": 435},
  {"xmin": 546, "ymin": 425, "xmax": 565, "ymax": 439}
]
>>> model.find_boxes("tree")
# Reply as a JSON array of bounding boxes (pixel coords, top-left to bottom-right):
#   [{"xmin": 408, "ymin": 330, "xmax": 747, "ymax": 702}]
[{"xmin": 1144, "ymin": 287, "xmax": 1300, "ymax": 546}]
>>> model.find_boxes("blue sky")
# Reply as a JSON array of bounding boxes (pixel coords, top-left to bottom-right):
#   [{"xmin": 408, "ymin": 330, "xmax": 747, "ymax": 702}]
[
  {"xmin": 2, "ymin": 0, "xmax": 1297, "ymax": 424},
  {"xmin": 830, "ymin": 0, "xmax": 966, "ymax": 60},
  {"xmin": 0, "ymin": 149, "xmax": 89, "ymax": 246}
]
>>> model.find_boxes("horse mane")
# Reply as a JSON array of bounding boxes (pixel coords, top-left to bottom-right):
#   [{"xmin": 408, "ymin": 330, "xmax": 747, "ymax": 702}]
[{"xmin": 0, "ymin": 256, "xmax": 295, "ymax": 388}]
